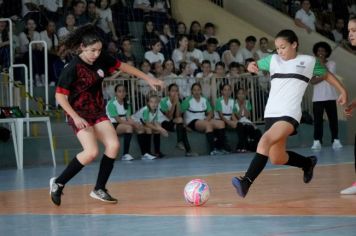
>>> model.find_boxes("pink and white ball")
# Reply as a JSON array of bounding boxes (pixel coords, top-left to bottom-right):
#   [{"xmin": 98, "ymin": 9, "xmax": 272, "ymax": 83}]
[{"xmin": 184, "ymin": 179, "xmax": 210, "ymax": 206}]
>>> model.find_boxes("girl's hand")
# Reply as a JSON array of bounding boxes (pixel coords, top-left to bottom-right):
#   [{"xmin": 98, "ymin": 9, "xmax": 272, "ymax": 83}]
[
  {"xmin": 160, "ymin": 128, "xmax": 169, "ymax": 137},
  {"xmin": 337, "ymin": 93, "xmax": 348, "ymax": 106},
  {"xmin": 247, "ymin": 62, "xmax": 259, "ymax": 74},
  {"xmin": 344, "ymin": 104, "xmax": 354, "ymax": 118},
  {"xmin": 147, "ymin": 77, "xmax": 164, "ymax": 91},
  {"xmin": 73, "ymin": 116, "xmax": 89, "ymax": 130}
]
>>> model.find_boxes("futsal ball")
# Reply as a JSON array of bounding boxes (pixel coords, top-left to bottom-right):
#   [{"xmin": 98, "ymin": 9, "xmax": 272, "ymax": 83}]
[{"xmin": 184, "ymin": 179, "xmax": 210, "ymax": 206}]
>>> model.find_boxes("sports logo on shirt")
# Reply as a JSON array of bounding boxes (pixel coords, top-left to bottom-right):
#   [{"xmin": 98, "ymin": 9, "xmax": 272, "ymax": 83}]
[
  {"xmin": 97, "ymin": 69, "xmax": 104, "ymax": 78},
  {"xmin": 296, "ymin": 61, "xmax": 306, "ymax": 69}
]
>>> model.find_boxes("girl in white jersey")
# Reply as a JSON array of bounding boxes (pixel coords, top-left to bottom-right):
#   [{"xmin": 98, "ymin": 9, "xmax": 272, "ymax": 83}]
[
  {"xmin": 232, "ymin": 29, "xmax": 348, "ymax": 198},
  {"xmin": 340, "ymin": 17, "xmax": 356, "ymax": 195},
  {"xmin": 106, "ymin": 84, "xmax": 145, "ymax": 161}
]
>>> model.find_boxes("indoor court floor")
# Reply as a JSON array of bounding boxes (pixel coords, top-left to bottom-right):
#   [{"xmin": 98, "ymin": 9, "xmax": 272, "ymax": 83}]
[{"xmin": 0, "ymin": 146, "xmax": 355, "ymax": 236}]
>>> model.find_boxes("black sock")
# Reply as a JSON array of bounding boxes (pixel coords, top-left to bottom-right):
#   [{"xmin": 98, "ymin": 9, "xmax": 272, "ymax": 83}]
[
  {"xmin": 285, "ymin": 151, "xmax": 310, "ymax": 169},
  {"xmin": 245, "ymin": 153, "xmax": 268, "ymax": 183},
  {"xmin": 153, "ymin": 133, "xmax": 160, "ymax": 153},
  {"xmin": 144, "ymin": 133, "xmax": 152, "ymax": 154},
  {"xmin": 177, "ymin": 123, "xmax": 191, "ymax": 151},
  {"xmin": 176, "ymin": 123, "xmax": 184, "ymax": 143},
  {"xmin": 95, "ymin": 154, "xmax": 115, "ymax": 191},
  {"xmin": 206, "ymin": 132, "xmax": 215, "ymax": 152},
  {"xmin": 123, "ymin": 133, "xmax": 132, "ymax": 155},
  {"xmin": 55, "ymin": 156, "xmax": 84, "ymax": 185},
  {"xmin": 137, "ymin": 134, "xmax": 146, "ymax": 155},
  {"xmin": 216, "ymin": 128, "xmax": 226, "ymax": 149}
]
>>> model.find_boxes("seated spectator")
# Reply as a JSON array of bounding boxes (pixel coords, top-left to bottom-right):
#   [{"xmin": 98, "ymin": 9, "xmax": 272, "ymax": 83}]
[
  {"xmin": 106, "ymin": 84, "xmax": 145, "ymax": 161},
  {"xmin": 107, "ymin": 41, "xmax": 120, "ymax": 59},
  {"xmin": 132, "ymin": 94, "xmax": 168, "ymax": 159},
  {"xmin": 222, "ymin": 38, "xmax": 244, "ymax": 68},
  {"xmin": 175, "ymin": 62, "xmax": 196, "ymax": 99},
  {"xmin": 181, "ymin": 83, "xmax": 227, "ymax": 156},
  {"xmin": 50, "ymin": 42, "xmax": 69, "ymax": 86},
  {"xmin": 136, "ymin": 60, "xmax": 154, "ymax": 106},
  {"xmin": 162, "ymin": 58, "xmax": 177, "ymax": 79},
  {"xmin": 175, "ymin": 21, "xmax": 187, "ymax": 37},
  {"xmin": 255, "ymin": 37, "xmax": 273, "ymax": 60},
  {"xmin": 57, "ymin": 13, "xmax": 77, "ymax": 41},
  {"xmin": 202, "ymin": 38, "xmax": 220, "ymax": 70},
  {"xmin": 196, "ymin": 60, "xmax": 214, "ymax": 99},
  {"xmin": 22, "ymin": 0, "xmax": 48, "ymax": 31},
  {"xmin": 71, "ymin": 0, "xmax": 89, "ymax": 26},
  {"xmin": 226, "ymin": 62, "xmax": 241, "ymax": 79},
  {"xmin": 294, "ymin": 0, "xmax": 316, "ymax": 33},
  {"xmin": 203, "ymin": 22, "xmax": 218, "ymax": 49},
  {"xmin": 151, "ymin": 61, "xmax": 164, "ymax": 81},
  {"xmin": 87, "ymin": 1, "xmax": 100, "ymax": 26},
  {"xmin": 41, "ymin": 0, "xmax": 63, "ymax": 22},
  {"xmin": 241, "ymin": 35, "xmax": 257, "ymax": 62},
  {"xmin": 144, "ymin": 38, "xmax": 165, "ymax": 64},
  {"xmin": 96, "ymin": 0, "xmax": 119, "ymax": 43},
  {"xmin": 159, "ymin": 23, "xmax": 176, "ymax": 59},
  {"xmin": 160, "ymin": 83, "xmax": 197, "ymax": 156},
  {"xmin": 0, "ymin": 21, "xmax": 10, "ymax": 71},
  {"xmin": 117, "ymin": 36, "xmax": 137, "ymax": 66},
  {"xmin": 187, "ymin": 36, "xmax": 204, "ymax": 72},
  {"xmin": 171, "ymin": 34, "xmax": 188, "ymax": 70},
  {"xmin": 133, "ymin": 0, "xmax": 171, "ymax": 29},
  {"xmin": 142, "ymin": 20, "xmax": 160, "ymax": 52},
  {"xmin": 189, "ymin": 21, "xmax": 205, "ymax": 49},
  {"xmin": 234, "ymin": 87, "xmax": 261, "ymax": 152},
  {"xmin": 319, "ymin": 21, "xmax": 335, "ymax": 41},
  {"xmin": 211, "ymin": 61, "xmax": 228, "ymax": 102},
  {"xmin": 332, "ymin": 18, "xmax": 347, "ymax": 44}
]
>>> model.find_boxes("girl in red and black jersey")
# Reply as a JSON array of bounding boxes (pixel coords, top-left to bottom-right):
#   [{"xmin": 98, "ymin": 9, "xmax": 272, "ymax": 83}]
[{"xmin": 49, "ymin": 24, "xmax": 163, "ymax": 206}]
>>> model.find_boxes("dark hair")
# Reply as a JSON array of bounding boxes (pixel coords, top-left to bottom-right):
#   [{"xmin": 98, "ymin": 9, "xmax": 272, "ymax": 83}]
[
  {"xmin": 189, "ymin": 20, "xmax": 202, "ymax": 35},
  {"xmin": 229, "ymin": 61, "xmax": 240, "ymax": 70},
  {"xmin": 313, "ymin": 41, "xmax": 332, "ymax": 58},
  {"xmin": 191, "ymin": 82, "xmax": 202, "ymax": 92},
  {"xmin": 95, "ymin": 0, "xmax": 110, "ymax": 9},
  {"xmin": 140, "ymin": 59, "xmax": 151, "ymax": 67},
  {"xmin": 64, "ymin": 24, "xmax": 102, "ymax": 50},
  {"xmin": 204, "ymin": 22, "xmax": 215, "ymax": 29},
  {"xmin": 215, "ymin": 61, "xmax": 225, "ymax": 69},
  {"xmin": 275, "ymin": 29, "xmax": 299, "ymax": 49},
  {"xmin": 168, "ymin": 83, "xmax": 178, "ymax": 91},
  {"xmin": 207, "ymin": 37, "xmax": 218, "ymax": 45},
  {"xmin": 72, "ymin": 0, "xmax": 86, "ymax": 7},
  {"xmin": 176, "ymin": 34, "xmax": 188, "ymax": 47},
  {"xmin": 220, "ymin": 83, "xmax": 231, "ymax": 93},
  {"xmin": 350, "ymin": 16, "xmax": 356, "ymax": 22},
  {"xmin": 201, "ymin": 60, "xmax": 211, "ymax": 65},
  {"xmin": 120, "ymin": 36, "xmax": 131, "ymax": 46},
  {"xmin": 245, "ymin": 35, "xmax": 257, "ymax": 42},
  {"xmin": 245, "ymin": 58, "xmax": 255, "ymax": 66},
  {"xmin": 114, "ymin": 84, "xmax": 129, "ymax": 109},
  {"xmin": 259, "ymin": 37, "xmax": 268, "ymax": 43},
  {"xmin": 146, "ymin": 94, "xmax": 159, "ymax": 110},
  {"xmin": 149, "ymin": 38, "xmax": 161, "ymax": 47},
  {"xmin": 179, "ymin": 61, "xmax": 188, "ymax": 74},
  {"xmin": 228, "ymin": 38, "xmax": 241, "ymax": 47}
]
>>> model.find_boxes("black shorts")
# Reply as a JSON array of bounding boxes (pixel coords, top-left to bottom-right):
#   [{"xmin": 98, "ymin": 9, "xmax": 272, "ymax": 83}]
[
  {"xmin": 112, "ymin": 123, "xmax": 119, "ymax": 129},
  {"xmin": 187, "ymin": 119, "xmax": 199, "ymax": 131},
  {"xmin": 264, "ymin": 116, "xmax": 299, "ymax": 136},
  {"xmin": 161, "ymin": 120, "xmax": 175, "ymax": 132}
]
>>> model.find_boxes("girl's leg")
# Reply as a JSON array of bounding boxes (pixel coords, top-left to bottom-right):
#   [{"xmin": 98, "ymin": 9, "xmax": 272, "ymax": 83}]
[
  {"xmin": 324, "ymin": 100, "xmax": 339, "ymax": 142},
  {"xmin": 51, "ymin": 127, "xmax": 99, "ymax": 206},
  {"xmin": 211, "ymin": 119, "xmax": 226, "ymax": 151},
  {"xmin": 194, "ymin": 120, "xmax": 214, "ymax": 153},
  {"xmin": 236, "ymin": 123, "xmax": 246, "ymax": 151},
  {"xmin": 232, "ymin": 121, "xmax": 294, "ymax": 198},
  {"xmin": 313, "ymin": 101, "xmax": 324, "ymax": 143},
  {"xmin": 91, "ymin": 121, "xmax": 119, "ymax": 202},
  {"xmin": 116, "ymin": 124, "xmax": 134, "ymax": 155},
  {"xmin": 153, "ymin": 131, "xmax": 161, "ymax": 156}
]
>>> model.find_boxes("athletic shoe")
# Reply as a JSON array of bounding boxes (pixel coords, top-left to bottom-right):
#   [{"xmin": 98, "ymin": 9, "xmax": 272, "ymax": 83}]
[
  {"xmin": 185, "ymin": 151, "xmax": 199, "ymax": 157},
  {"xmin": 303, "ymin": 156, "xmax": 317, "ymax": 183},
  {"xmin": 121, "ymin": 154, "xmax": 134, "ymax": 161},
  {"xmin": 220, "ymin": 149, "xmax": 231, "ymax": 155},
  {"xmin": 141, "ymin": 153, "xmax": 157, "ymax": 160},
  {"xmin": 90, "ymin": 189, "xmax": 118, "ymax": 203},
  {"xmin": 340, "ymin": 182, "xmax": 356, "ymax": 195},
  {"xmin": 210, "ymin": 149, "xmax": 224, "ymax": 156},
  {"xmin": 311, "ymin": 140, "xmax": 321, "ymax": 150},
  {"xmin": 332, "ymin": 139, "xmax": 343, "ymax": 150},
  {"xmin": 176, "ymin": 142, "xmax": 185, "ymax": 150},
  {"xmin": 49, "ymin": 177, "xmax": 64, "ymax": 206},
  {"xmin": 155, "ymin": 152, "xmax": 165, "ymax": 158},
  {"xmin": 231, "ymin": 176, "xmax": 251, "ymax": 198}
]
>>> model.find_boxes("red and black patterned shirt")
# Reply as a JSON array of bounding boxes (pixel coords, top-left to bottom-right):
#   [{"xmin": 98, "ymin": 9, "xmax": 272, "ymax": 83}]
[{"xmin": 56, "ymin": 53, "xmax": 121, "ymax": 120}]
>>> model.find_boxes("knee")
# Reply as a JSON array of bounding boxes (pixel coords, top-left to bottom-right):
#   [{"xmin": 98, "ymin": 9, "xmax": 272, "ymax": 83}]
[
  {"xmin": 106, "ymin": 139, "xmax": 120, "ymax": 154},
  {"xmin": 126, "ymin": 125, "xmax": 133, "ymax": 133},
  {"xmin": 84, "ymin": 148, "xmax": 100, "ymax": 162}
]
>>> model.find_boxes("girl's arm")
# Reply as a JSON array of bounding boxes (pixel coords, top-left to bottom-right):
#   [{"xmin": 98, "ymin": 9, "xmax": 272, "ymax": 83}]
[
  {"xmin": 55, "ymin": 93, "xmax": 88, "ymax": 129},
  {"xmin": 119, "ymin": 62, "xmax": 164, "ymax": 90},
  {"xmin": 154, "ymin": 123, "xmax": 169, "ymax": 137},
  {"xmin": 323, "ymin": 72, "xmax": 348, "ymax": 106}
]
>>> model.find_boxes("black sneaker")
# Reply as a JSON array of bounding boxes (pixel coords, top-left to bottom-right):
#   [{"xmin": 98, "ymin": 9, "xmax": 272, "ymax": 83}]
[
  {"xmin": 232, "ymin": 176, "xmax": 251, "ymax": 198},
  {"xmin": 49, "ymin": 177, "xmax": 64, "ymax": 206},
  {"xmin": 303, "ymin": 156, "xmax": 317, "ymax": 183},
  {"xmin": 90, "ymin": 189, "xmax": 118, "ymax": 203}
]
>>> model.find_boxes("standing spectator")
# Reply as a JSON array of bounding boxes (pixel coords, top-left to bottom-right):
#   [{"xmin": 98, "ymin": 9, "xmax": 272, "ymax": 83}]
[
  {"xmin": 222, "ymin": 38, "xmax": 244, "ymax": 68},
  {"xmin": 294, "ymin": 0, "xmax": 316, "ymax": 33},
  {"xmin": 96, "ymin": 0, "xmax": 119, "ymax": 43},
  {"xmin": 240, "ymin": 35, "xmax": 257, "ymax": 63},
  {"xmin": 310, "ymin": 41, "xmax": 343, "ymax": 151},
  {"xmin": 202, "ymin": 38, "xmax": 220, "ymax": 70}
]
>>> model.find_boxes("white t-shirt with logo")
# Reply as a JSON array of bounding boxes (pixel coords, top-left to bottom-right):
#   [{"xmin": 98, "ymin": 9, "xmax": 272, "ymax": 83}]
[
  {"xmin": 181, "ymin": 96, "xmax": 212, "ymax": 124},
  {"xmin": 295, "ymin": 9, "xmax": 316, "ymax": 31},
  {"xmin": 257, "ymin": 54, "xmax": 327, "ymax": 122},
  {"xmin": 312, "ymin": 60, "xmax": 338, "ymax": 102}
]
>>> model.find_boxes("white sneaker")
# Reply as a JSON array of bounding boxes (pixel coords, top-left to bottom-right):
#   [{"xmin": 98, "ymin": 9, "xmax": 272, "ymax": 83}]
[
  {"xmin": 311, "ymin": 140, "xmax": 321, "ymax": 150},
  {"xmin": 332, "ymin": 139, "xmax": 343, "ymax": 150},
  {"xmin": 141, "ymin": 153, "xmax": 157, "ymax": 160},
  {"xmin": 35, "ymin": 75, "xmax": 43, "ymax": 87},
  {"xmin": 121, "ymin": 154, "xmax": 134, "ymax": 161},
  {"xmin": 340, "ymin": 182, "xmax": 356, "ymax": 195},
  {"xmin": 49, "ymin": 81, "xmax": 56, "ymax": 87}
]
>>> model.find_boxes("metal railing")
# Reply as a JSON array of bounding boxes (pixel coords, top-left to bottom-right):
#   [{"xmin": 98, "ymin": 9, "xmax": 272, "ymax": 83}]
[{"xmin": 29, "ymin": 40, "xmax": 49, "ymax": 110}]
